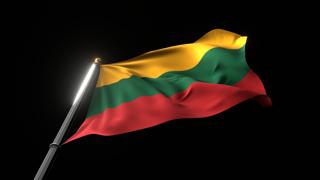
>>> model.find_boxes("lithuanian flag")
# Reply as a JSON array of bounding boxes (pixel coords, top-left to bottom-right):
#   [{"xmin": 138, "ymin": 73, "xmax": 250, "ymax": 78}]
[{"xmin": 65, "ymin": 29, "xmax": 271, "ymax": 143}]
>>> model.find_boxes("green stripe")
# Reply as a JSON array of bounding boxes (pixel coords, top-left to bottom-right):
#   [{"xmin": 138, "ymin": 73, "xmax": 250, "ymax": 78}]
[{"xmin": 87, "ymin": 47, "xmax": 249, "ymax": 117}]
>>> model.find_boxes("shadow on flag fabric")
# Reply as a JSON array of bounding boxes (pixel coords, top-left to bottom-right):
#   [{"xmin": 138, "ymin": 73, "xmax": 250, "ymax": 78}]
[{"xmin": 64, "ymin": 29, "xmax": 272, "ymax": 144}]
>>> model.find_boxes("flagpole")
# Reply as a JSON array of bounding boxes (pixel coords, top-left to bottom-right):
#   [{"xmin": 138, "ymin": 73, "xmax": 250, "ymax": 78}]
[{"xmin": 34, "ymin": 58, "xmax": 102, "ymax": 180}]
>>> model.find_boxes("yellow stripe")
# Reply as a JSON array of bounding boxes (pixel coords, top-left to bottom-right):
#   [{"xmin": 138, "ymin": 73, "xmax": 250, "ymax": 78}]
[{"xmin": 97, "ymin": 29, "xmax": 247, "ymax": 87}]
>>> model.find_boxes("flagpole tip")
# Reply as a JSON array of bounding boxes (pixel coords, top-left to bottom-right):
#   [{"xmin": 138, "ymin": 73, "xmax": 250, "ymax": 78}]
[{"xmin": 94, "ymin": 57, "xmax": 102, "ymax": 64}]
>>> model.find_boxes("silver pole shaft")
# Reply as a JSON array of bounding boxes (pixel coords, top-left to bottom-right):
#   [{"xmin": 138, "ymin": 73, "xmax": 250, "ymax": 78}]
[{"xmin": 34, "ymin": 59, "xmax": 101, "ymax": 180}]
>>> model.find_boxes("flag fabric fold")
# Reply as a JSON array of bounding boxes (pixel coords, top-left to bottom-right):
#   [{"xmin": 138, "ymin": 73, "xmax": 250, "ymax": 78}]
[{"xmin": 65, "ymin": 29, "xmax": 271, "ymax": 144}]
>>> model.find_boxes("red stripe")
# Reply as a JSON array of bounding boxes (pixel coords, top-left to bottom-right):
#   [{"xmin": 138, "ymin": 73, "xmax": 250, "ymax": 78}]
[{"xmin": 64, "ymin": 70, "xmax": 271, "ymax": 144}]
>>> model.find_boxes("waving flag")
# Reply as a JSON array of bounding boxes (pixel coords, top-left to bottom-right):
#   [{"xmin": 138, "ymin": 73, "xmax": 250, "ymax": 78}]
[{"xmin": 65, "ymin": 29, "xmax": 271, "ymax": 143}]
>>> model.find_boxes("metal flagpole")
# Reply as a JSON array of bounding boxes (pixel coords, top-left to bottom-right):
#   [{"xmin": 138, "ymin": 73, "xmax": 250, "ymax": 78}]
[{"xmin": 34, "ymin": 58, "xmax": 102, "ymax": 180}]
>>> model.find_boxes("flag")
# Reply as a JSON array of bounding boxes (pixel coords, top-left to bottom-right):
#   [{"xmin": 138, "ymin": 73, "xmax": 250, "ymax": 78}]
[{"xmin": 65, "ymin": 29, "xmax": 271, "ymax": 143}]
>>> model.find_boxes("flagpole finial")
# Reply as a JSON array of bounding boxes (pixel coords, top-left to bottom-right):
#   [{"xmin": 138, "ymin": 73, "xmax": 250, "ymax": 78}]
[{"xmin": 94, "ymin": 57, "xmax": 102, "ymax": 64}]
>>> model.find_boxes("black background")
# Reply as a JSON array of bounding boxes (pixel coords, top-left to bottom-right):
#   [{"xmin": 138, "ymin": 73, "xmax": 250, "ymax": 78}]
[{"xmin": 16, "ymin": 1, "xmax": 283, "ymax": 179}]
